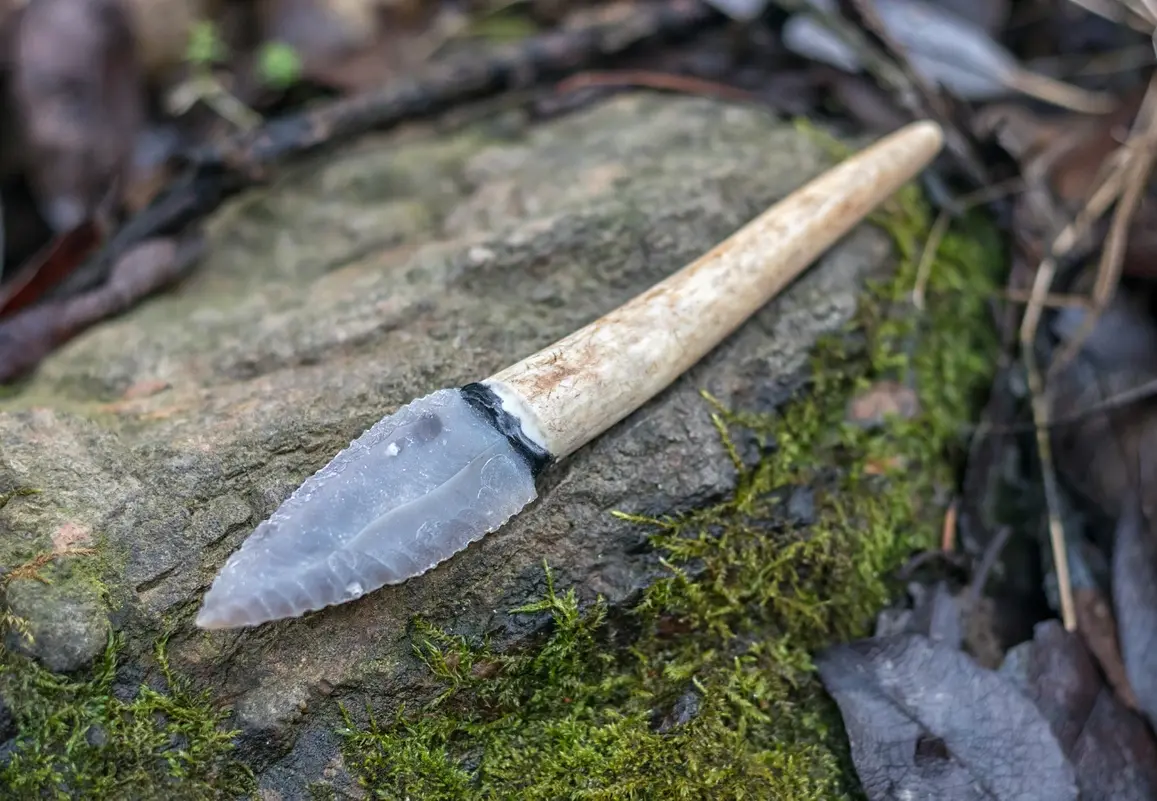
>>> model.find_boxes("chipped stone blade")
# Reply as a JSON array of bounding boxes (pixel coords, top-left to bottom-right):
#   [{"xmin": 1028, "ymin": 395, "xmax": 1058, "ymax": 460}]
[{"xmin": 195, "ymin": 388, "xmax": 538, "ymax": 629}]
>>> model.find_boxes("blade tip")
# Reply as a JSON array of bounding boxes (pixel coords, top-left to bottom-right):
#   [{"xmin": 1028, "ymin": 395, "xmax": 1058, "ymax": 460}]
[
  {"xmin": 194, "ymin": 605, "xmax": 229, "ymax": 630},
  {"xmin": 195, "ymin": 593, "xmax": 253, "ymax": 630}
]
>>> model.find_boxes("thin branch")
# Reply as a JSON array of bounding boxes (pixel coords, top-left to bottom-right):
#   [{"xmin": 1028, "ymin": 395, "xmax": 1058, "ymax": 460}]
[
  {"xmin": 1023, "ymin": 340, "xmax": 1077, "ymax": 631},
  {"xmin": 1051, "ymin": 73, "xmax": 1157, "ymax": 374}
]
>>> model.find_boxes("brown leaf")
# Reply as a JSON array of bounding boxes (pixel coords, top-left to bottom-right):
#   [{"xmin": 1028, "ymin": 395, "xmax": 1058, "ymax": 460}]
[
  {"xmin": 121, "ymin": 0, "xmax": 217, "ymax": 79},
  {"xmin": 979, "ymin": 89, "xmax": 1157, "ymax": 278},
  {"xmin": 14, "ymin": 0, "xmax": 146, "ymax": 232},
  {"xmin": 1074, "ymin": 586, "xmax": 1140, "ymax": 711},
  {"xmin": 846, "ymin": 380, "xmax": 920, "ymax": 428}
]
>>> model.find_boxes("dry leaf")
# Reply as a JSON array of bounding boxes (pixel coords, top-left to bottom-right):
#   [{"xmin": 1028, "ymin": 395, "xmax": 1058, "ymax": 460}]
[
  {"xmin": 122, "ymin": 0, "xmax": 219, "ymax": 79},
  {"xmin": 1111, "ymin": 494, "xmax": 1157, "ymax": 731},
  {"xmin": 817, "ymin": 633, "xmax": 1078, "ymax": 801},
  {"xmin": 14, "ymin": 0, "xmax": 146, "ymax": 232},
  {"xmin": 1073, "ymin": 586, "xmax": 1140, "ymax": 711},
  {"xmin": 846, "ymin": 379, "xmax": 920, "ymax": 427},
  {"xmin": 783, "ymin": 0, "xmax": 1112, "ymax": 111},
  {"xmin": 1001, "ymin": 620, "xmax": 1157, "ymax": 801}
]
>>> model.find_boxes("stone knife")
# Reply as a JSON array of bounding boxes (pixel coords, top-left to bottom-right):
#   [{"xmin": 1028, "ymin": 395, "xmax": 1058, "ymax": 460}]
[{"xmin": 195, "ymin": 120, "xmax": 945, "ymax": 630}]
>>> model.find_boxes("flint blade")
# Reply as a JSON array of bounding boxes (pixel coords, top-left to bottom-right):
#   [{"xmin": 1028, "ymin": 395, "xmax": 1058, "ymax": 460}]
[{"xmin": 195, "ymin": 388, "xmax": 539, "ymax": 629}]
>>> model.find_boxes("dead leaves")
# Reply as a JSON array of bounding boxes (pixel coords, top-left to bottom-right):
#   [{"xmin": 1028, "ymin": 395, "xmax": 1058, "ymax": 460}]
[
  {"xmin": 1111, "ymin": 495, "xmax": 1157, "ymax": 728},
  {"xmin": 819, "ymin": 619, "xmax": 1157, "ymax": 801},
  {"xmin": 1003, "ymin": 621, "xmax": 1157, "ymax": 801},
  {"xmin": 781, "ymin": 0, "xmax": 1115, "ymax": 111},
  {"xmin": 818, "ymin": 633, "xmax": 1079, "ymax": 801}
]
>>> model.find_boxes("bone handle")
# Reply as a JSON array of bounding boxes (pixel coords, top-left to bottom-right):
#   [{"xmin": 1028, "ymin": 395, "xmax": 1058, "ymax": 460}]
[{"xmin": 484, "ymin": 120, "xmax": 945, "ymax": 459}]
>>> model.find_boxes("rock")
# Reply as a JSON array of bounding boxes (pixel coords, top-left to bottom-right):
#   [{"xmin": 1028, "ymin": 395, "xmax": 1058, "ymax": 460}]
[
  {"xmin": 3, "ymin": 572, "xmax": 109, "ymax": 673},
  {"xmin": 0, "ymin": 93, "xmax": 893, "ymax": 791},
  {"xmin": 655, "ymin": 687, "xmax": 702, "ymax": 732},
  {"xmin": 0, "ymin": 696, "xmax": 12, "ymax": 742}
]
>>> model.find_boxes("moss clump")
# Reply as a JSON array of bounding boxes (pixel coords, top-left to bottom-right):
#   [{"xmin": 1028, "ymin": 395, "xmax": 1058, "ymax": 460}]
[
  {"xmin": 0, "ymin": 624, "xmax": 254, "ymax": 799},
  {"xmin": 332, "ymin": 186, "xmax": 1002, "ymax": 799}
]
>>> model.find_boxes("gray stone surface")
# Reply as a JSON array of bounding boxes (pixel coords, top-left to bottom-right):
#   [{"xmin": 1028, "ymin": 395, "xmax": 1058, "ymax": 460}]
[
  {"xmin": 0, "ymin": 93, "xmax": 893, "ymax": 791},
  {"xmin": 4, "ymin": 573, "xmax": 109, "ymax": 673}
]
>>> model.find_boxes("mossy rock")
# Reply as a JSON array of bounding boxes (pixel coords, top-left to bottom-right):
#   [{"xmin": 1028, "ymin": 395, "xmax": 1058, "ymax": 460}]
[
  {"xmin": 4, "ymin": 568, "xmax": 109, "ymax": 673},
  {"xmin": 0, "ymin": 95, "xmax": 1002, "ymax": 798}
]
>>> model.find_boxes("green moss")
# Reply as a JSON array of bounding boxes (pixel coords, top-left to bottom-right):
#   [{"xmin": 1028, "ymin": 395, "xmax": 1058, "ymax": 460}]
[
  {"xmin": 0, "ymin": 485, "xmax": 247, "ymax": 797},
  {"xmin": 0, "ymin": 631, "xmax": 254, "ymax": 800},
  {"xmin": 0, "ymin": 487, "xmax": 40, "ymax": 511},
  {"xmin": 331, "ymin": 178, "xmax": 1002, "ymax": 799},
  {"xmin": 0, "ymin": 549, "xmax": 253, "ymax": 800}
]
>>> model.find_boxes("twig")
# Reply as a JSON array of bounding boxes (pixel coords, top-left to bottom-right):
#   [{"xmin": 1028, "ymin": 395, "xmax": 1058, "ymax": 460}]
[
  {"xmin": 912, "ymin": 177, "xmax": 1024, "ymax": 309},
  {"xmin": 166, "ymin": 73, "xmax": 263, "ymax": 132},
  {"xmin": 845, "ymin": 0, "xmax": 995, "ymax": 186},
  {"xmin": 0, "ymin": 235, "xmax": 206, "ymax": 383},
  {"xmin": 912, "ymin": 209, "xmax": 950, "ymax": 310},
  {"xmin": 940, "ymin": 499, "xmax": 958, "ymax": 552},
  {"xmin": 971, "ymin": 373, "xmax": 1157, "ymax": 436},
  {"xmin": 554, "ymin": 70, "xmax": 760, "ymax": 104},
  {"xmin": 1050, "ymin": 72, "xmax": 1157, "ymax": 374},
  {"xmin": 1003, "ymin": 288, "xmax": 1090, "ymax": 308},
  {"xmin": 1005, "ymin": 77, "xmax": 1150, "ymax": 633},
  {"xmin": 1, "ymin": 0, "xmax": 722, "ymax": 380},
  {"xmin": 1004, "ymin": 68, "xmax": 1117, "ymax": 114},
  {"xmin": 768, "ymin": 0, "xmax": 994, "ymax": 188},
  {"xmin": 1018, "ymin": 148, "xmax": 1131, "ymax": 347},
  {"xmin": 967, "ymin": 525, "xmax": 1013, "ymax": 607},
  {"xmin": 1038, "ymin": 44, "xmax": 1157, "ymax": 78},
  {"xmin": 1023, "ymin": 340, "xmax": 1077, "ymax": 631},
  {"xmin": 195, "ymin": 0, "xmax": 720, "ymax": 172},
  {"xmin": 956, "ymin": 177, "xmax": 1026, "ymax": 207}
]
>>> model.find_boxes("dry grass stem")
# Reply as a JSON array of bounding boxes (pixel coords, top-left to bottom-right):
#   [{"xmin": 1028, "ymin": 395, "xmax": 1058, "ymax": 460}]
[
  {"xmin": 912, "ymin": 210, "xmax": 951, "ymax": 309},
  {"xmin": 1005, "ymin": 69, "xmax": 1118, "ymax": 113},
  {"xmin": 913, "ymin": 178, "xmax": 1024, "ymax": 309},
  {"xmin": 3, "ymin": 547, "xmax": 96, "ymax": 585},
  {"xmin": 1050, "ymin": 73, "xmax": 1157, "ymax": 373},
  {"xmin": 1003, "ymin": 288, "xmax": 1091, "ymax": 308},
  {"xmin": 941, "ymin": 499, "xmax": 958, "ymax": 552},
  {"xmin": 1023, "ymin": 341, "xmax": 1078, "ymax": 630}
]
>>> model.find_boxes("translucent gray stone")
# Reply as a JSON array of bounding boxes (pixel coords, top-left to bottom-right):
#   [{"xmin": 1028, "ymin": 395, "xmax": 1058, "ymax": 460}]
[{"xmin": 195, "ymin": 388, "xmax": 538, "ymax": 629}]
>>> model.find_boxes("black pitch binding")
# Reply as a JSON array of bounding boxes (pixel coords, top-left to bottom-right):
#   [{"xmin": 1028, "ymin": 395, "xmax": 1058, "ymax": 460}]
[{"xmin": 459, "ymin": 382, "xmax": 552, "ymax": 478}]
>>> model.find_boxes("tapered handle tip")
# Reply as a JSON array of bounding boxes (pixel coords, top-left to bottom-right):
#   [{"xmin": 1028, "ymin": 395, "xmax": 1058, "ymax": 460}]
[{"xmin": 892, "ymin": 120, "xmax": 945, "ymax": 167}]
